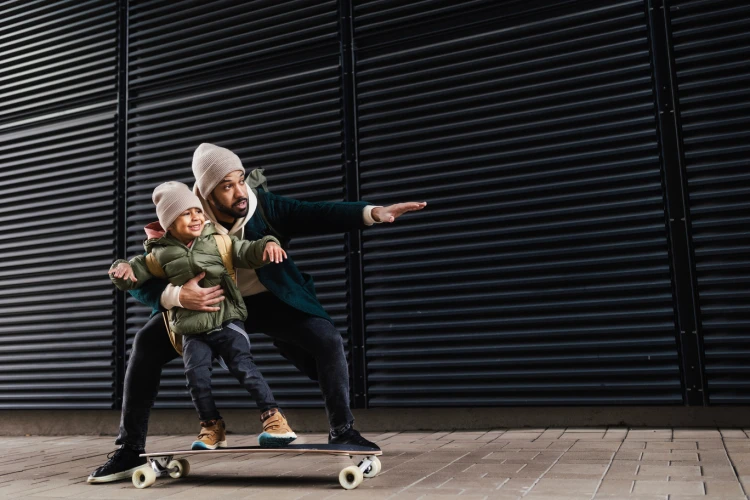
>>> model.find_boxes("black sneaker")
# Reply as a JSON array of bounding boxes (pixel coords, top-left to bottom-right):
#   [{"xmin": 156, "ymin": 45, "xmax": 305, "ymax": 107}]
[
  {"xmin": 86, "ymin": 446, "xmax": 147, "ymax": 484},
  {"xmin": 328, "ymin": 428, "xmax": 380, "ymax": 450}
]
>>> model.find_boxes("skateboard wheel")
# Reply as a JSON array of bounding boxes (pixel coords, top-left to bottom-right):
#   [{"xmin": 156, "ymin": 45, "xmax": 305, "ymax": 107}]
[
  {"xmin": 178, "ymin": 459, "xmax": 191, "ymax": 477},
  {"xmin": 132, "ymin": 466, "xmax": 156, "ymax": 489},
  {"xmin": 339, "ymin": 465, "xmax": 364, "ymax": 490},
  {"xmin": 363, "ymin": 456, "xmax": 381, "ymax": 478},
  {"xmin": 167, "ymin": 459, "xmax": 190, "ymax": 479}
]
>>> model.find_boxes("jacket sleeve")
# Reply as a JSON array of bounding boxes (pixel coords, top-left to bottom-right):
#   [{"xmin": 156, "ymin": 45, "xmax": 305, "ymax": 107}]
[
  {"xmin": 231, "ymin": 235, "xmax": 281, "ymax": 269},
  {"xmin": 259, "ymin": 190, "xmax": 371, "ymax": 238},
  {"xmin": 109, "ymin": 255, "xmax": 154, "ymax": 291},
  {"xmin": 128, "ymin": 278, "xmax": 169, "ymax": 312}
]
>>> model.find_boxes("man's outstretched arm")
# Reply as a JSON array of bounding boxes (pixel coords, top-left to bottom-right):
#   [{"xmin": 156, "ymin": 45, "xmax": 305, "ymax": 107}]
[{"xmin": 259, "ymin": 189, "xmax": 426, "ymax": 238}]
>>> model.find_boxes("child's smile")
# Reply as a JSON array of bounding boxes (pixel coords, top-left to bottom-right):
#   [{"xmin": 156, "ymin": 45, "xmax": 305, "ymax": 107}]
[{"xmin": 169, "ymin": 207, "xmax": 206, "ymax": 244}]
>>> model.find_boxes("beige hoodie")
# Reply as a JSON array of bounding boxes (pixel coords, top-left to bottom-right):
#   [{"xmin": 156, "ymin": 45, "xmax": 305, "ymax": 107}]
[
  {"xmin": 195, "ymin": 184, "xmax": 267, "ymax": 298},
  {"xmin": 159, "ymin": 184, "xmax": 381, "ymax": 310}
]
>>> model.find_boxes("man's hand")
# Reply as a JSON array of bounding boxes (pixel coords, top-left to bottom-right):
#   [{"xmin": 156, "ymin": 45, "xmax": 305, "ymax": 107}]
[
  {"xmin": 372, "ymin": 202, "xmax": 427, "ymax": 223},
  {"xmin": 109, "ymin": 262, "xmax": 136, "ymax": 282},
  {"xmin": 179, "ymin": 272, "xmax": 225, "ymax": 312},
  {"xmin": 263, "ymin": 241, "xmax": 288, "ymax": 264}
]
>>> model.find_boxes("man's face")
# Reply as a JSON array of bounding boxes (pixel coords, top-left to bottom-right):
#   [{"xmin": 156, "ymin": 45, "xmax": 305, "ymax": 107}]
[{"xmin": 207, "ymin": 170, "xmax": 249, "ymax": 220}]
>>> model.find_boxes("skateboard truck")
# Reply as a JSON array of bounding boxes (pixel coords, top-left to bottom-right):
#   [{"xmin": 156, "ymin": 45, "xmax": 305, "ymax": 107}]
[
  {"xmin": 339, "ymin": 455, "xmax": 381, "ymax": 489},
  {"xmin": 133, "ymin": 455, "xmax": 190, "ymax": 488}
]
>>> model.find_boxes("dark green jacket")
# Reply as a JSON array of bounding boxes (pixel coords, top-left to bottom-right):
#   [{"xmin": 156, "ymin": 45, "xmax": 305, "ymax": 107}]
[
  {"xmin": 113, "ymin": 222, "xmax": 278, "ymax": 334},
  {"xmin": 129, "ymin": 187, "xmax": 370, "ymax": 323}
]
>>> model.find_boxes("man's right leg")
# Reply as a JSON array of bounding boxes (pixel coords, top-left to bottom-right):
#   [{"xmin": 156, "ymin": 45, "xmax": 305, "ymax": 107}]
[
  {"xmin": 244, "ymin": 293, "xmax": 378, "ymax": 450},
  {"xmin": 87, "ymin": 314, "xmax": 179, "ymax": 483}
]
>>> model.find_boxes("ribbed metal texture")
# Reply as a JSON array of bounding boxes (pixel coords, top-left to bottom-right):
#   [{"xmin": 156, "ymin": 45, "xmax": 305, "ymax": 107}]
[
  {"xmin": 0, "ymin": 0, "xmax": 118, "ymax": 408},
  {"xmin": 355, "ymin": 0, "xmax": 684, "ymax": 406},
  {"xmin": 670, "ymin": 0, "xmax": 750, "ymax": 403},
  {"xmin": 126, "ymin": 0, "xmax": 348, "ymax": 409}
]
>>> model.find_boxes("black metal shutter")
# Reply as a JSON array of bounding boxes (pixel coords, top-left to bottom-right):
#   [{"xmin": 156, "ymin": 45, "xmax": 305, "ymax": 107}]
[
  {"xmin": 0, "ymin": 1, "xmax": 118, "ymax": 408},
  {"xmin": 670, "ymin": 0, "xmax": 750, "ymax": 403},
  {"xmin": 354, "ymin": 0, "xmax": 684, "ymax": 406},
  {"xmin": 126, "ymin": 0, "xmax": 348, "ymax": 409}
]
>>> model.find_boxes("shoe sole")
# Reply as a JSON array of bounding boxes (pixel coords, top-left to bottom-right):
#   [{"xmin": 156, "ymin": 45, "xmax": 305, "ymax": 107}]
[
  {"xmin": 329, "ymin": 439, "xmax": 380, "ymax": 451},
  {"xmin": 258, "ymin": 432, "xmax": 297, "ymax": 448},
  {"xmin": 191, "ymin": 440, "xmax": 227, "ymax": 450},
  {"xmin": 87, "ymin": 464, "xmax": 145, "ymax": 484}
]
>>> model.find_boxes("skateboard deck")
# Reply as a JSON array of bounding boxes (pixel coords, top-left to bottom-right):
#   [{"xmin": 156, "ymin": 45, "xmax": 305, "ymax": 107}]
[
  {"xmin": 142, "ymin": 443, "xmax": 383, "ymax": 457},
  {"xmin": 133, "ymin": 444, "xmax": 383, "ymax": 490}
]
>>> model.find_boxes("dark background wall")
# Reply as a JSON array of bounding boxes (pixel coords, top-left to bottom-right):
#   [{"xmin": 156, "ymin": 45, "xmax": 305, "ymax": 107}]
[{"xmin": 0, "ymin": 0, "xmax": 747, "ymax": 411}]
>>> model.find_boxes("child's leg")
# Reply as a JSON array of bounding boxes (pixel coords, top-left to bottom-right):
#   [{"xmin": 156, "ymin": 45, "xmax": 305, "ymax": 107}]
[
  {"xmin": 182, "ymin": 334, "xmax": 228, "ymax": 450},
  {"xmin": 208, "ymin": 322, "xmax": 296, "ymax": 447},
  {"xmin": 182, "ymin": 334, "xmax": 222, "ymax": 422},
  {"xmin": 209, "ymin": 323, "xmax": 277, "ymax": 410}
]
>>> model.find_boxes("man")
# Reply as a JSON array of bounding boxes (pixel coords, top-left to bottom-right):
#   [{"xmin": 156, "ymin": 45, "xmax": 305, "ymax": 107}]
[{"xmin": 88, "ymin": 143, "xmax": 426, "ymax": 483}]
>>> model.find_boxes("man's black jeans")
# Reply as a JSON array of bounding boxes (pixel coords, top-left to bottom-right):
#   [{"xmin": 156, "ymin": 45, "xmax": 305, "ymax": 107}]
[{"xmin": 115, "ymin": 292, "xmax": 353, "ymax": 450}]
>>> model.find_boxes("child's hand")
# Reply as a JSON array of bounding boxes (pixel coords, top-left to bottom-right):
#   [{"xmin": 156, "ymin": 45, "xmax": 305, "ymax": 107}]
[
  {"xmin": 109, "ymin": 262, "xmax": 137, "ymax": 282},
  {"xmin": 263, "ymin": 242, "xmax": 287, "ymax": 264}
]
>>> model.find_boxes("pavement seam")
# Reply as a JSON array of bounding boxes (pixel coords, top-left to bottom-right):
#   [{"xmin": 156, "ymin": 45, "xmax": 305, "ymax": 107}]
[
  {"xmin": 520, "ymin": 428, "xmax": 576, "ymax": 497},
  {"xmin": 589, "ymin": 427, "xmax": 625, "ymax": 499},
  {"xmin": 721, "ymin": 432, "xmax": 749, "ymax": 497},
  {"xmin": 386, "ymin": 450, "xmax": 471, "ymax": 499}
]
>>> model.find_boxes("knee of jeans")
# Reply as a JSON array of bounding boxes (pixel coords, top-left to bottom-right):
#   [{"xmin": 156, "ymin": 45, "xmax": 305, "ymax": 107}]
[
  {"xmin": 316, "ymin": 330, "xmax": 344, "ymax": 355},
  {"xmin": 231, "ymin": 361, "xmax": 260, "ymax": 381},
  {"xmin": 185, "ymin": 368, "xmax": 211, "ymax": 388}
]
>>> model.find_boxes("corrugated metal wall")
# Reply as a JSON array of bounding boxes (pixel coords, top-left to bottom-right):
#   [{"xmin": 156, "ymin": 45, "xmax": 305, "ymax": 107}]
[
  {"xmin": 355, "ymin": 0, "xmax": 683, "ymax": 406},
  {"xmin": 0, "ymin": 0, "xmax": 745, "ymax": 409},
  {"xmin": 0, "ymin": 0, "xmax": 118, "ymax": 408},
  {"xmin": 669, "ymin": 0, "xmax": 750, "ymax": 403}
]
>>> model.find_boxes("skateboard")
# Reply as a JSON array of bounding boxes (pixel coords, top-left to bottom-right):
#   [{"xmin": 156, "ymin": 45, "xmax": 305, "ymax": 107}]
[{"xmin": 133, "ymin": 444, "xmax": 383, "ymax": 490}]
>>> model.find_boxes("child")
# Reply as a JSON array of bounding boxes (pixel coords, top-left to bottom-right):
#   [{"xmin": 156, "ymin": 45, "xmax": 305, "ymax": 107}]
[{"xmin": 109, "ymin": 181, "xmax": 296, "ymax": 450}]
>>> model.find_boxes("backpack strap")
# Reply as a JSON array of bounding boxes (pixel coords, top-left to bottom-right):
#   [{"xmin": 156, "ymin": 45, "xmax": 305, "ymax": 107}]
[
  {"xmin": 145, "ymin": 254, "xmax": 179, "ymax": 355},
  {"xmin": 163, "ymin": 313, "xmax": 183, "ymax": 356},
  {"xmin": 213, "ymin": 233, "xmax": 235, "ymax": 283},
  {"xmin": 145, "ymin": 253, "xmax": 167, "ymax": 279}
]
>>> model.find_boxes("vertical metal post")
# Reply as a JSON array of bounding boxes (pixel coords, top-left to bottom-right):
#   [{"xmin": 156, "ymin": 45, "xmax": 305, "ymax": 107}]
[
  {"xmin": 114, "ymin": 0, "xmax": 129, "ymax": 410},
  {"xmin": 646, "ymin": 0, "xmax": 706, "ymax": 405},
  {"xmin": 339, "ymin": 0, "xmax": 367, "ymax": 408}
]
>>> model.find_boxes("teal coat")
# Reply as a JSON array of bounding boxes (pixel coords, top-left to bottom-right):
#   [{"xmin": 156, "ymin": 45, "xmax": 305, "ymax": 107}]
[{"xmin": 130, "ymin": 188, "xmax": 370, "ymax": 324}]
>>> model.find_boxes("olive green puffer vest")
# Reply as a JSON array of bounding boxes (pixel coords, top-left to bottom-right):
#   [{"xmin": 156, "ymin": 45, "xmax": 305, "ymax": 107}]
[{"xmin": 111, "ymin": 223, "xmax": 278, "ymax": 335}]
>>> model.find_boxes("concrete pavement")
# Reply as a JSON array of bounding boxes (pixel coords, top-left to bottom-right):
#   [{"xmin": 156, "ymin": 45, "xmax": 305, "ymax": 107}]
[{"xmin": 1, "ymin": 428, "xmax": 749, "ymax": 499}]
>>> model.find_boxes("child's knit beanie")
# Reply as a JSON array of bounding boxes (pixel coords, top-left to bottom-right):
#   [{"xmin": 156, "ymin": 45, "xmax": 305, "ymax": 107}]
[
  {"xmin": 192, "ymin": 143, "xmax": 245, "ymax": 199},
  {"xmin": 152, "ymin": 181, "xmax": 203, "ymax": 230}
]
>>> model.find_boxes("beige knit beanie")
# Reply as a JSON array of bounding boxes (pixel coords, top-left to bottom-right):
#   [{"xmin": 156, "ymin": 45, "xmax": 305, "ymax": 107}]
[
  {"xmin": 152, "ymin": 181, "xmax": 203, "ymax": 230},
  {"xmin": 192, "ymin": 143, "xmax": 245, "ymax": 199}
]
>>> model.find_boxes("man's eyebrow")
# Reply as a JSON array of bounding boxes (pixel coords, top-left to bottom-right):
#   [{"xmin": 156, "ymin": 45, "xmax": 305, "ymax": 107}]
[{"xmin": 221, "ymin": 175, "xmax": 244, "ymax": 183}]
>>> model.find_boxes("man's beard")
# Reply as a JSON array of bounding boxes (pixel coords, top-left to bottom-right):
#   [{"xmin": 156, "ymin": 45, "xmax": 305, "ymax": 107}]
[{"xmin": 209, "ymin": 194, "xmax": 249, "ymax": 219}]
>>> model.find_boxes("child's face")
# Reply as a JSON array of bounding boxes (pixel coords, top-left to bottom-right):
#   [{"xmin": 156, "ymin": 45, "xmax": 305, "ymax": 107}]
[{"xmin": 169, "ymin": 207, "xmax": 205, "ymax": 243}]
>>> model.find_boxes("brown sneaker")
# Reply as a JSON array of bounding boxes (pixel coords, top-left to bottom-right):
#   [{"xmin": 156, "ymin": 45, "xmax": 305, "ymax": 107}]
[
  {"xmin": 258, "ymin": 408, "xmax": 297, "ymax": 448},
  {"xmin": 191, "ymin": 419, "xmax": 228, "ymax": 450}
]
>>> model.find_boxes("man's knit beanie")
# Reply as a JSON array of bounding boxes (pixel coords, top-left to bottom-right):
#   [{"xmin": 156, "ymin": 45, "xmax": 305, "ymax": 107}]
[
  {"xmin": 192, "ymin": 143, "xmax": 245, "ymax": 199},
  {"xmin": 152, "ymin": 181, "xmax": 203, "ymax": 230}
]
